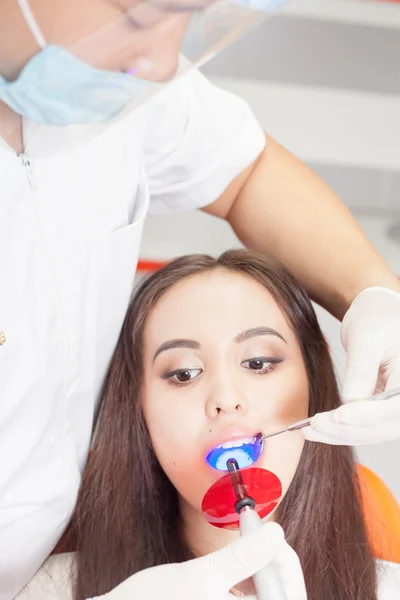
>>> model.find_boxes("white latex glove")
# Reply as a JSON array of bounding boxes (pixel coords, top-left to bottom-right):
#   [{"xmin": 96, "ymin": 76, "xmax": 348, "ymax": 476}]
[
  {"xmin": 88, "ymin": 522, "xmax": 307, "ymax": 600},
  {"xmin": 304, "ymin": 287, "xmax": 400, "ymax": 445}
]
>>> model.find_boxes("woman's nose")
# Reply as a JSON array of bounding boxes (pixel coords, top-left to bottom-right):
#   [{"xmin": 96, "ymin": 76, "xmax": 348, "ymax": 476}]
[{"xmin": 205, "ymin": 382, "xmax": 249, "ymax": 419}]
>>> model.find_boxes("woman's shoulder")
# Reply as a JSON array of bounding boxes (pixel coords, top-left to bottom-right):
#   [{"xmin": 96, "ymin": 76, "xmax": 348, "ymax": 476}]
[
  {"xmin": 16, "ymin": 552, "xmax": 76, "ymax": 600},
  {"xmin": 376, "ymin": 559, "xmax": 400, "ymax": 599}
]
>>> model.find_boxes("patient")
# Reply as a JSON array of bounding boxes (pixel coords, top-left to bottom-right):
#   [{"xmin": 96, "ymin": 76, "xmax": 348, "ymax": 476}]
[{"xmin": 18, "ymin": 250, "xmax": 400, "ymax": 600}]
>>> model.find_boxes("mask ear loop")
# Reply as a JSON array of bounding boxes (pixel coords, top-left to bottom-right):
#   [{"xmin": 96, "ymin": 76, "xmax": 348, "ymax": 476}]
[{"xmin": 17, "ymin": 0, "xmax": 47, "ymax": 50}]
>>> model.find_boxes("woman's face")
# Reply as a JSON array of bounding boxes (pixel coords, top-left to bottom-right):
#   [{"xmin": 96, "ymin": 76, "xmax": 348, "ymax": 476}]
[{"xmin": 142, "ymin": 269, "xmax": 309, "ymax": 520}]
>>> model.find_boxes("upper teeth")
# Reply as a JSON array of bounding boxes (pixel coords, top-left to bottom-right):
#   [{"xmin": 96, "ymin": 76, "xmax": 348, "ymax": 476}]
[{"xmin": 216, "ymin": 437, "xmax": 256, "ymax": 449}]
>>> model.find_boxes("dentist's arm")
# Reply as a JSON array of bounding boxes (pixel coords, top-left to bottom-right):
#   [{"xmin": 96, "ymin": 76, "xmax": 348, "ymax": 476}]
[{"xmin": 204, "ymin": 134, "xmax": 400, "ymax": 320}]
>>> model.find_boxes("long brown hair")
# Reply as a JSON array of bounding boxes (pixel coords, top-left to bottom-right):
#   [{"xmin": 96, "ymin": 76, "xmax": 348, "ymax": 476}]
[{"xmin": 71, "ymin": 250, "xmax": 377, "ymax": 599}]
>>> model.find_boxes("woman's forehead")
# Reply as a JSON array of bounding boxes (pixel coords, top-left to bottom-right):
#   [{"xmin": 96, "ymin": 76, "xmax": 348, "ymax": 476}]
[{"xmin": 144, "ymin": 270, "xmax": 294, "ymax": 346}]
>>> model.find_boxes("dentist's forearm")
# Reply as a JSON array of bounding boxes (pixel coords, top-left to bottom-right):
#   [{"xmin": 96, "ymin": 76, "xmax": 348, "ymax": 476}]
[{"xmin": 226, "ymin": 135, "xmax": 400, "ymax": 319}]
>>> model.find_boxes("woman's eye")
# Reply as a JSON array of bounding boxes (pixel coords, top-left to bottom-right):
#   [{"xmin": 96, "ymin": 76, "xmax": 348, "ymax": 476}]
[
  {"xmin": 163, "ymin": 368, "xmax": 203, "ymax": 385},
  {"xmin": 241, "ymin": 357, "xmax": 282, "ymax": 374}
]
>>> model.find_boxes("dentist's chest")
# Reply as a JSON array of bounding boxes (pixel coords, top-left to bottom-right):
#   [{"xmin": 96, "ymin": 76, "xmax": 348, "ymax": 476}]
[{"xmin": 0, "ymin": 120, "xmax": 149, "ymax": 498}]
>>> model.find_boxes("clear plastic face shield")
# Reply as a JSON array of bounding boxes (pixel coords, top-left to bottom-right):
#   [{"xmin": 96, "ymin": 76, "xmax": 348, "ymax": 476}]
[{"xmin": 0, "ymin": 0, "xmax": 289, "ymax": 155}]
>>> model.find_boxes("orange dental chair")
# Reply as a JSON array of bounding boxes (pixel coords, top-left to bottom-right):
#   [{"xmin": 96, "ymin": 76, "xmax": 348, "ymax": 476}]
[{"xmin": 357, "ymin": 464, "xmax": 400, "ymax": 563}]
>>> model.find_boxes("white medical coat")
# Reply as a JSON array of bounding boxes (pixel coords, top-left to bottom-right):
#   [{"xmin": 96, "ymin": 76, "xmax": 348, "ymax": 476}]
[{"xmin": 0, "ymin": 68, "xmax": 265, "ymax": 600}]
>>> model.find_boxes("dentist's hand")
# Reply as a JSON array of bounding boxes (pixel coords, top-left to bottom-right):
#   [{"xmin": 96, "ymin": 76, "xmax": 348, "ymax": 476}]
[
  {"xmin": 88, "ymin": 522, "xmax": 307, "ymax": 600},
  {"xmin": 304, "ymin": 287, "xmax": 400, "ymax": 445}
]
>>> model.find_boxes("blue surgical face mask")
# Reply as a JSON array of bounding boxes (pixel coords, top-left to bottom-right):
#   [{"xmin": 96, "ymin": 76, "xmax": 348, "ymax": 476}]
[
  {"xmin": 0, "ymin": 45, "xmax": 154, "ymax": 127},
  {"xmin": 0, "ymin": 0, "xmax": 154, "ymax": 127}
]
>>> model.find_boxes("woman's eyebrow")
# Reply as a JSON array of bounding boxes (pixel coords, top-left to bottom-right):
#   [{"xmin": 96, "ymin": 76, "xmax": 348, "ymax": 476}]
[
  {"xmin": 152, "ymin": 327, "xmax": 286, "ymax": 361},
  {"xmin": 153, "ymin": 339, "xmax": 200, "ymax": 362},
  {"xmin": 234, "ymin": 327, "xmax": 287, "ymax": 345}
]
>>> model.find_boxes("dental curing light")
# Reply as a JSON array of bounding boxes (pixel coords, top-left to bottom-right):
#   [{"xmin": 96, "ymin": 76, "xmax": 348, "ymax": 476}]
[{"xmin": 202, "ymin": 460, "xmax": 286, "ymax": 599}]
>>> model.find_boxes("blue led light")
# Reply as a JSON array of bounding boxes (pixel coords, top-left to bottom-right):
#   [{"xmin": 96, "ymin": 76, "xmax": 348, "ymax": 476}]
[{"xmin": 206, "ymin": 439, "xmax": 263, "ymax": 471}]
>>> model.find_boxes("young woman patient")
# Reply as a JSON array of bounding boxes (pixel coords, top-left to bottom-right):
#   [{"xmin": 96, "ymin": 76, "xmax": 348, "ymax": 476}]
[{"xmin": 18, "ymin": 250, "xmax": 400, "ymax": 600}]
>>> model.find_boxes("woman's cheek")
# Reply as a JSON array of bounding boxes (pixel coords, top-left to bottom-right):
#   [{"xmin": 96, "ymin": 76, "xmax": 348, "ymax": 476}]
[
  {"xmin": 154, "ymin": 443, "xmax": 209, "ymax": 511},
  {"xmin": 147, "ymin": 421, "xmax": 181, "ymax": 468},
  {"xmin": 145, "ymin": 417, "xmax": 211, "ymax": 510},
  {"xmin": 260, "ymin": 432, "xmax": 305, "ymax": 510},
  {"xmin": 147, "ymin": 413, "xmax": 199, "ymax": 476},
  {"xmin": 260, "ymin": 368, "xmax": 309, "ymax": 425},
  {"xmin": 257, "ymin": 379, "xmax": 308, "ymax": 501}
]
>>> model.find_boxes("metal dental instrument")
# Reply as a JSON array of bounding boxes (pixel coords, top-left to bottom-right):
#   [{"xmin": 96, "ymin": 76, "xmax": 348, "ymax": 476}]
[
  {"xmin": 257, "ymin": 417, "xmax": 312, "ymax": 442},
  {"xmin": 258, "ymin": 386, "xmax": 400, "ymax": 443},
  {"xmin": 227, "ymin": 459, "xmax": 287, "ymax": 600}
]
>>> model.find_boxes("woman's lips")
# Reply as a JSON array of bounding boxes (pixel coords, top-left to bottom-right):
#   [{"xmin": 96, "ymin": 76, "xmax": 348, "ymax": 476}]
[
  {"xmin": 204, "ymin": 426, "xmax": 261, "ymax": 454},
  {"xmin": 204, "ymin": 426, "xmax": 264, "ymax": 472}
]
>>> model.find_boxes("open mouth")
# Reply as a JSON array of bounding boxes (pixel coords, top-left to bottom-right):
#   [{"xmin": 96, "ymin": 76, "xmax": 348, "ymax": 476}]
[{"xmin": 206, "ymin": 436, "xmax": 263, "ymax": 471}]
